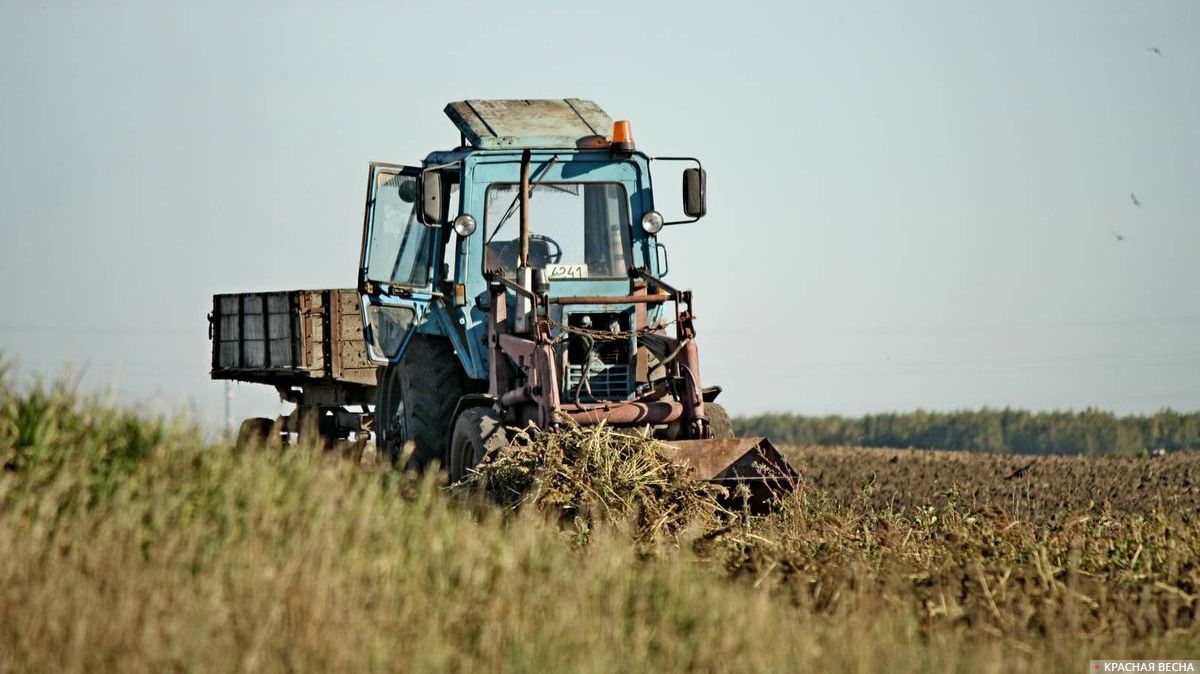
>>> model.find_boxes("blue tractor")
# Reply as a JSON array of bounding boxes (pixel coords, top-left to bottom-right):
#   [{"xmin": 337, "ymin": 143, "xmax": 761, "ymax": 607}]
[{"xmin": 360, "ymin": 99, "xmax": 793, "ymax": 497}]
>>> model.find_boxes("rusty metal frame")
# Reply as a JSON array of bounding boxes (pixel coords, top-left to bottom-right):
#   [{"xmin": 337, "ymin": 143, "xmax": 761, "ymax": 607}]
[
  {"xmin": 560, "ymin": 400, "xmax": 682, "ymax": 425},
  {"xmin": 549, "ymin": 293, "xmax": 671, "ymax": 305},
  {"xmin": 484, "ymin": 268, "xmax": 712, "ymax": 439}
]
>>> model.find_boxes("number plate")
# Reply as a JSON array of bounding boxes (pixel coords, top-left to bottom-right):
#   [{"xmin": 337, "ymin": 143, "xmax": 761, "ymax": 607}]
[{"xmin": 545, "ymin": 264, "xmax": 588, "ymax": 279}]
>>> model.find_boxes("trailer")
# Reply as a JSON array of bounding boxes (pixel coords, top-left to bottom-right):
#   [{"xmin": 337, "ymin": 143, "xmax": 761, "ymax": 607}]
[{"xmin": 209, "ymin": 288, "xmax": 375, "ymax": 447}]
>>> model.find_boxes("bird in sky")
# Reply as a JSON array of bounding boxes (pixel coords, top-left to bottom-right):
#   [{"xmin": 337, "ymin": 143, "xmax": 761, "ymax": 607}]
[
  {"xmin": 1111, "ymin": 230, "xmax": 1126, "ymax": 242},
  {"xmin": 1147, "ymin": 46, "xmax": 1163, "ymax": 57},
  {"xmin": 1130, "ymin": 192, "xmax": 1141, "ymax": 207}
]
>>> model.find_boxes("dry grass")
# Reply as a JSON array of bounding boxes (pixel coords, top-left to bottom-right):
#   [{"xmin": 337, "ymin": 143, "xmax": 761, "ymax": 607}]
[{"xmin": 1, "ymin": 373, "xmax": 1198, "ymax": 672}]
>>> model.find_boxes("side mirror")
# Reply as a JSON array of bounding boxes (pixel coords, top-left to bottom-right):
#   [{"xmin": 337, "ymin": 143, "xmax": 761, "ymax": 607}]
[
  {"xmin": 421, "ymin": 170, "xmax": 445, "ymax": 225},
  {"xmin": 683, "ymin": 168, "xmax": 706, "ymax": 218}
]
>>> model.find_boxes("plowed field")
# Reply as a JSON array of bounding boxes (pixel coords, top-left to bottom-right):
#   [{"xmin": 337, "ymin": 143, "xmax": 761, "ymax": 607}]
[{"xmin": 789, "ymin": 445, "xmax": 1200, "ymax": 524}]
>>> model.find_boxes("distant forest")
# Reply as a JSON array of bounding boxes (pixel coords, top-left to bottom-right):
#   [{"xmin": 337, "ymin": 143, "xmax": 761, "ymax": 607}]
[{"xmin": 733, "ymin": 409, "xmax": 1200, "ymax": 456}]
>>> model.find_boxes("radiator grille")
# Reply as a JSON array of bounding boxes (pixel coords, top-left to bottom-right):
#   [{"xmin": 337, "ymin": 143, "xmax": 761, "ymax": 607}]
[
  {"xmin": 565, "ymin": 362, "xmax": 632, "ymax": 401},
  {"xmin": 562, "ymin": 311, "xmax": 634, "ymax": 402}
]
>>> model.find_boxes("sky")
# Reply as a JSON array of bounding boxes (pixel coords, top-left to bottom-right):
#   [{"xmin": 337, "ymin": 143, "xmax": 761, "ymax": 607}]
[{"xmin": 1, "ymin": 0, "xmax": 1198, "ymax": 428}]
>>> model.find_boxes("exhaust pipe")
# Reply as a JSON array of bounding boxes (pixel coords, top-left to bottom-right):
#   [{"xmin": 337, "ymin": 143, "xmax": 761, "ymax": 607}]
[{"xmin": 514, "ymin": 148, "xmax": 534, "ymax": 334}]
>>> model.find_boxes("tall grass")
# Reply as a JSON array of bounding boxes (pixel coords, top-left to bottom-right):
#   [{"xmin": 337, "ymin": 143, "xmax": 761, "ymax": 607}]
[{"xmin": 1, "ymin": 370, "xmax": 1196, "ymax": 672}]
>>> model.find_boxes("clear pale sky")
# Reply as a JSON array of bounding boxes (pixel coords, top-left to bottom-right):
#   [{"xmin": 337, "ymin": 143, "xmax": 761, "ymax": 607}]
[{"xmin": 1, "ymin": 0, "xmax": 1197, "ymax": 427}]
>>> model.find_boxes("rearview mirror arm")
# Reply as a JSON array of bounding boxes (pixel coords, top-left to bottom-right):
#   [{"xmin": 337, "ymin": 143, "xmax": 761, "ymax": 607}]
[{"xmin": 651, "ymin": 156, "xmax": 705, "ymax": 226}]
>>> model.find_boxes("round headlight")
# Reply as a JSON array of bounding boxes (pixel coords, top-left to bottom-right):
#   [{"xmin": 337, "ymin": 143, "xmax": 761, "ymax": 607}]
[
  {"xmin": 452, "ymin": 214, "xmax": 477, "ymax": 237},
  {"xmin": 641, "ymin": 211, "xmax": 664, "ymax": 234}
]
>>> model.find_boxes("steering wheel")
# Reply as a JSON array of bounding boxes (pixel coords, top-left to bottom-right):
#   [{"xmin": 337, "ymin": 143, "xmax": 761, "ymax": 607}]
[{"xmin": 529, "ymin": 234, "xmax": 563, "ymax": 265}]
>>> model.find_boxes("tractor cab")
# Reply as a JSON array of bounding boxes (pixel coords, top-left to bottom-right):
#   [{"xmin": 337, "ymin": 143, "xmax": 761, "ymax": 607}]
[{"xmin": 357, "ymin": 100, "xmax": 703, "ymax": 399}]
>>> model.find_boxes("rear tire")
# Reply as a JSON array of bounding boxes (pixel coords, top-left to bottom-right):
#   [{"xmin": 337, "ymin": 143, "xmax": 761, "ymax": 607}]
[
  {"xmin": 449, "ymin": 407, "xmax": 508, "ymax": 482},
  {"xmin": 705, "ymin": 403, "xmax": 735, "ymax": 439},
  {"xmin": 375, "ymin": 335, "xmax": 468, "ymax": 470}
]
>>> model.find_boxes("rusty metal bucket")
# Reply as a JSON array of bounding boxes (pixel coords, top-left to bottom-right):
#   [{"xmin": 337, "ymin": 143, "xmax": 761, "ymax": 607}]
[{"xmin": 660, "ymin": 437, "xmax": 799, "ymax": 510}]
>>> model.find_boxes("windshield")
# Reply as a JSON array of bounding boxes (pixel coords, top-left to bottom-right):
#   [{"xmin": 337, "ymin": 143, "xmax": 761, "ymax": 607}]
[{"xmin": 484, "ymin": 182, "xmax": 631, "ymax": 280}]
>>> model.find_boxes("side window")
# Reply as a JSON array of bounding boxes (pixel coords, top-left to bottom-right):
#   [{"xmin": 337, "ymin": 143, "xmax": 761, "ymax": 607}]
[
  {"xmin": 444, "ymin": 181, "xmax": 461, "ymax": 280},
  {"xmin": 443, "ymin": 228, "xmax": 460, "ymax": 280},
  {"xmin": 365, "ymin": 170, "xmax": 434, "ymax": 287}
]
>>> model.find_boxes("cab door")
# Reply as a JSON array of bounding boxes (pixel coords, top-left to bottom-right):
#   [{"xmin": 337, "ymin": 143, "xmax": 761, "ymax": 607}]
[{"xmin": 358, "ymin": 163, "xmax": 438, "ymax": 364}]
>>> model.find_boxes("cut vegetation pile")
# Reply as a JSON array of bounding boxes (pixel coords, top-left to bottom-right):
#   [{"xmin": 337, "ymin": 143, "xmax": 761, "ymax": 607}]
[
  {"xmin": 457, "ymin": 424, "xmax": 727, "ymax": 543},
  {"xmin": 2, "ymin": 369, "xmax": 1199, "ymax": 672}
]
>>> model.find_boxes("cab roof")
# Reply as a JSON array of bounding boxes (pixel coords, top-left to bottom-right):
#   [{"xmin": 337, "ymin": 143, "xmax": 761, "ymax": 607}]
[{"xmin": 444, "ymin": 99, "xmax": 613, "ymax": 150}]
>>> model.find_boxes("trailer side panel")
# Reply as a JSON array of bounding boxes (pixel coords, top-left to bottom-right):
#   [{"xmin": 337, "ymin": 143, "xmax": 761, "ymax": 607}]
[{"xmin": 211, "ymin": 288, "xmax": 374, "ymax": 388}]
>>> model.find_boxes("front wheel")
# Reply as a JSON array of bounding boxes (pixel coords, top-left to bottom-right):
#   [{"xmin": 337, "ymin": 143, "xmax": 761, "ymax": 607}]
[{"xmin": 448, "ymin": 407, "xmax": 508, "ymax": 482}]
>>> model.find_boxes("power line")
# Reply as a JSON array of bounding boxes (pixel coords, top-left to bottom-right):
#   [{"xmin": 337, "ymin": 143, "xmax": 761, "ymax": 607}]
[
  {"xmin": 0, "ymin": 324, "xmax": 198, "ymax": 335},
  {"xmin": 705, "ymin": 315, "xmax": 1200, "ymax": 337}
]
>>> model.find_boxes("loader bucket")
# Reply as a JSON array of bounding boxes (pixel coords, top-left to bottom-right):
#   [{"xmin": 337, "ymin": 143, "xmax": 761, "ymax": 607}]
[{"xmin": 660, "ymin": 437, "xmax": 799, "ymax": 510}]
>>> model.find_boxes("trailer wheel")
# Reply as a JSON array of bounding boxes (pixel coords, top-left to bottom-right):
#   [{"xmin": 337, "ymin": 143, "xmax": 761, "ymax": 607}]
[
  {"xmin": 705, "ymin": 403, "xmax": 735, "ymax": 440},
  {"xmin": 375, "ymin": 335, "xmax": 467, "ymax": 470},
  {"xmin": 235, "ymin": 417, "xmax": 277, "ymax": 450},
  {"xmin": 448, "ymin": 407, "xmax": 507, "ymax": 482}
]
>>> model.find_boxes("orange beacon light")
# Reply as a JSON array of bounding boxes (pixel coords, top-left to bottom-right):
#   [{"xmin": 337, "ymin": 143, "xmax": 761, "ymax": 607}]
[{"xmin": 610, "ymin": 120, "xmax": 635, "ymax": 152}]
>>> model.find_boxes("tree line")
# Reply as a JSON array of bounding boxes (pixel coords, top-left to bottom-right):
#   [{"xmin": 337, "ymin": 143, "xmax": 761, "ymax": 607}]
[{"xmin": 732, "ymin": 409, "xmax": 1200, "ymax": 456}]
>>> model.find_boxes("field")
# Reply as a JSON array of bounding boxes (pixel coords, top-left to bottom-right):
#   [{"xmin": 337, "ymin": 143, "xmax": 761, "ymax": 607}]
[
  {"xmin": 793, "ymin": 445, "xmax": 1200, "ymax": 523},
  {"xmin": 2, "ymin": 378, "xmax": 1199, "ymax": 673}
]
